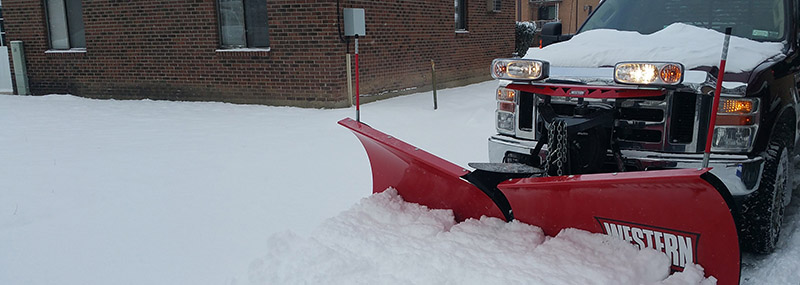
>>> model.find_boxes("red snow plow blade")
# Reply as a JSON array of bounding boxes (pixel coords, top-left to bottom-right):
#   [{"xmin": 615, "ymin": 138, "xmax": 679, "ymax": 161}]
[{"xmin": 339, "ymin": 118, "xmax": 740, "ymax": 284}]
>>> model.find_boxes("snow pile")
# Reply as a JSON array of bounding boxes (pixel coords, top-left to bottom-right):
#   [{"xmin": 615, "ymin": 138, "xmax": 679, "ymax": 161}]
[
  {"xmin": 525, "ymin": 23, "xmax": 784, "ymax": 72},
  {"xmin": 250, "ymin": 188, "xmax": 714, "ymax": 284}
]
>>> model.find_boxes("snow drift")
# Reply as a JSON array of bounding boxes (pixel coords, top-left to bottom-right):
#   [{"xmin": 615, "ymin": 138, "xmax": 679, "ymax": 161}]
[
  {"xmin": 250, "ymin": 188, "xmax": 715, "ymax": 284},
  {"xmin": 525, "ymin": 23, "xmax": 784, "ymax": 72}
]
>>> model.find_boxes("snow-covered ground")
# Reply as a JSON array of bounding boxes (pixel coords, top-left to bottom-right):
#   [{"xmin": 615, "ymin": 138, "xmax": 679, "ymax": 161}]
[{"xmin": 1, "ymin": 82, "xmax": 798, "ymax": 284}]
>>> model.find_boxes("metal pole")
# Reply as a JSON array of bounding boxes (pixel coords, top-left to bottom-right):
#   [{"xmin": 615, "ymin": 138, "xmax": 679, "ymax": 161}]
[
  {"xmin": 703, "ymin": 27, "xmax": 732, "ymax": 168},
  {"xmin": 355, "ymin": 35, "xmax": 360, "ymax": 122},
  {"xmin": 431, "ymin": 59, "xmax": 438, "ymax": 110}
]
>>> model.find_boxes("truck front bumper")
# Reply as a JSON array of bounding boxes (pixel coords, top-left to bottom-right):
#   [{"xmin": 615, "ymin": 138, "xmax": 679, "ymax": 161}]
[{"xmin": 488, "ymin": 134, "xmax": 765, "ymax": 197}]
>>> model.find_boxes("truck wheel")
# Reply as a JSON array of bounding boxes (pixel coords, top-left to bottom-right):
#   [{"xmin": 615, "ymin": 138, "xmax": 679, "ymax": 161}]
[{"xmin": 741, "ymin": 139, "xmax": 789, "ymax": 254}]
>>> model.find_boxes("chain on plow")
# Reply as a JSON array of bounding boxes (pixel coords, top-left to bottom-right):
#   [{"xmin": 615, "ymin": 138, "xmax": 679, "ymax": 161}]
[{"xmin": 545, "ymin": 119, "xmax": 569, "ymax": 176}]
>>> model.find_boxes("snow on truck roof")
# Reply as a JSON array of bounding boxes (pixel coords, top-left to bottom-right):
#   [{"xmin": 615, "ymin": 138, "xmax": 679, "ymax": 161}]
[{"xmin": 524, "ymin": 23, "xmax": 784, "ymax": 73}]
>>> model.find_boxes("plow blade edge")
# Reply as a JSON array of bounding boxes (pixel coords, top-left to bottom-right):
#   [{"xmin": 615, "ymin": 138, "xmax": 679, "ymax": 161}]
[
  {"xmin": 339, "ymin": 118, "xmax": 506, "ymax": 221},
  {"xmin": 340, "ymin": 118, "xmax": 740, "ymax": 284}
]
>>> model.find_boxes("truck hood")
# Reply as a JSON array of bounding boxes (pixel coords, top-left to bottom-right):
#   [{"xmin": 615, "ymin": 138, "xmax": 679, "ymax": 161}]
[{"xmin": 524, "ymin": 23, "xmax": 784, "ymax": 73}]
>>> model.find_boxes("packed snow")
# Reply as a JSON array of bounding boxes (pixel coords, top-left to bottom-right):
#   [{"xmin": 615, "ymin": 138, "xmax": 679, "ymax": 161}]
[
  {"xmin": 524, "ymin": 23, "xmax": 785, "ymax": 72},
  {"xmin": 0, "ymin": 81, "xmax": 798, "ymax": 284},
  {"xmin": 253, "ymin": 188, "xmax": 714, "ymax": 285}
]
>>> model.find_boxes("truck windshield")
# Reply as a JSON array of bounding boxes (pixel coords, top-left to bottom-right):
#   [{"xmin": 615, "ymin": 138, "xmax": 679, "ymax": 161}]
[{"xmin": 579, "ymin": 0, "xmax": 786, "ymax": 42}]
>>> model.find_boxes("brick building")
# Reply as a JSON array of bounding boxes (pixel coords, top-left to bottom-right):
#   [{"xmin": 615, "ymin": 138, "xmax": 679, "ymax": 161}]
[
  {"xmin": 2, "ymin": 0, "xmax": 514, "ymax": 107},
  {"xmin": 516, "ymin": 0, "xmax": 599, "ymax": 33}
]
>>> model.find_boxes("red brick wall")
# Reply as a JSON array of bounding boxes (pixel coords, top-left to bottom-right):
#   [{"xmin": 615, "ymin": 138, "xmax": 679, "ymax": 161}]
[
  {"xmin": 4, "ymin": 0, "xmax": 514, "ymax": 107},
  {"xmin": 348, "ymin": 0, "xmax": 515, "ymax": 98}
]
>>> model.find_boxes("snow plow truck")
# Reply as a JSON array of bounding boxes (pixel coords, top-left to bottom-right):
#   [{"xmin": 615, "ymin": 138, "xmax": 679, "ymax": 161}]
[{"xmin": 341, "ymin": 0, "xmax": 799, "ymax": 283}]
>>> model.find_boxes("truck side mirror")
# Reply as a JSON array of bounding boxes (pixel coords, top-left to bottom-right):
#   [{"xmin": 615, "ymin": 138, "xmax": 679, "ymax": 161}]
[{"xmin": 540, "ymin": 22, "xmax": 563, "ymax": 47}]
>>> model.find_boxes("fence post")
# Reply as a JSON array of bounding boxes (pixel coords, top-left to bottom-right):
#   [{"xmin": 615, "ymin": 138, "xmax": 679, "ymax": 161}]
[{"xmin": 431, "ymin": 59, "xmax": 437, "ymax": 110}]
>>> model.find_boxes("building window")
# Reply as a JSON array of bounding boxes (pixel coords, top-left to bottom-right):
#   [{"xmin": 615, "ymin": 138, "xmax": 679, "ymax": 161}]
[
  {"xmin": 455, "ymin": 0, "xmax": 467, "ymax": 31},
  {"xmin": 538, "ymin": 4, "xmax": 558, "ymax": 21},
  {"xmin": 218, "ymin": 0, "xmax": 269, "ymax": 48},
  {"xmin": 488, "ymin": 0, "xmax": 501, "ymax": 12},
  {"xmin": 45, "ymin": 0, "xmax": 85, "ymax": 50},
  {"xmin": 0, "ymin": 6, "xmax": 5, "ymax": 46}
]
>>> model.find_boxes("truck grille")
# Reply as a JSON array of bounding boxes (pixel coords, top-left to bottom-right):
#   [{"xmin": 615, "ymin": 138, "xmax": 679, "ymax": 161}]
[
  {"xmin": 617, "ymin": 100, "xmax": 665, "ymax": 144},
  {"xmin": 518, "ymin": 92, "xmax": 534, "ymax": 131},
  {"xmin": 619, "ymin": 108, "xmax": 664, "ymax": 122},
  {"xmin": 617, "ymin": 129, "xmax": 663, "ymax": 143},
  {"xmin": 669, "ymin": 92, "xmax": 697, "ymax": 143},
  {"xmin": 524, "ymin": 91, "xmax": 699, "ymax": 152}
]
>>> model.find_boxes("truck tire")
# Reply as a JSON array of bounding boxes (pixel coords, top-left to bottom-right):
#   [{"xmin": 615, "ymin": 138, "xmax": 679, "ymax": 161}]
[{"xmin": 741, "ymin": 138, "xmax": 790, "ymax": 253}]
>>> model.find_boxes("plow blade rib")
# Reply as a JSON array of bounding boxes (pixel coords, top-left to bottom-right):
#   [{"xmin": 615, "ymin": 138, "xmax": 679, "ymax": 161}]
[
  {"xmin": 339, "ymin": 118, "xmax": 506, "ymax": 221},
  {"xmin": 340, "ymin": 118, "xmax": 740, "ymax": 284}
]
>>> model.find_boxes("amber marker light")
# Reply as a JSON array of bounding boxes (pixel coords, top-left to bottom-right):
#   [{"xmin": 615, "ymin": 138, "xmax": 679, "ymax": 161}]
[
  {"xmin": 660, "ymin": 64, "xmax": 683, "ymax": 84},
  {"xmin": 716, "ymin": 115, "xmax": 755, "ymax": 125},
  {"xmin": 496, "ymin": 87, "xmax": 517, "ymax": 102},
  {"xmin": 719, "ymin": 98, "xmax": 754, "ymax": 114}
]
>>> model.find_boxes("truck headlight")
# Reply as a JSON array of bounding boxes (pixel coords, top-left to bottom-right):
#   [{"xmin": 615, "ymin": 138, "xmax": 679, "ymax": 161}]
[
  {"xmin": 497, "ymin": 112, "xmax": 515, "ymax": 133},
  {"xmin": 491, "ymin": 59, "xmax": 549, "ymax": 81},
  {"xmin": 712, "ymin": 126, "xmax": 756, "ymax": 150},
  {"xmin": 711, "ymin": 97, "xmax": 759, "ymax": 152},
  {"xmin": 614, "ymin": 62, "xmax": 684, "ymax": 85}
]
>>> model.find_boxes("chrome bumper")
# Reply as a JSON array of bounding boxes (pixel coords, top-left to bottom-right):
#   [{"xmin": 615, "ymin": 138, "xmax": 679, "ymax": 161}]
[{"xmin": 488, "ymin": 134, "xmax": 765, "ymax": 197}]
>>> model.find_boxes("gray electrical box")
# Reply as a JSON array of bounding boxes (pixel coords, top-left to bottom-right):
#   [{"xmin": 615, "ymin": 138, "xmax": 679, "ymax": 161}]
[
  {"xmin": 10, "ymin": 41, "xmax": 29, "ymax": 95},
  {"xmin": 344, "ymin": 8, "xmax": 366, "ymax": 37}
]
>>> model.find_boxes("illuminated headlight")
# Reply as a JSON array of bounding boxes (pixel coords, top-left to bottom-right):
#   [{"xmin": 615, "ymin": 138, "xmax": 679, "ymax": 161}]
[
  {"xmin": 497, "ymin": 112, "xmax": 515, "ymax": 133},
  {"xmin": 614, "ymin": 62, "xmax": 684, "ymax": 85},
  {"xmin": 711, "ymin": 97, "xmax": 759, "ymax": 152},
  {"xmin": 491, "ymin": 59, "xmax": 549, "ymax": 80}
]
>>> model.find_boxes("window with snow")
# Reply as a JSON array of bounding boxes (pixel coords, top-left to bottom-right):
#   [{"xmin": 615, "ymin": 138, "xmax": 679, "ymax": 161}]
[
  {"xmin": 217, "ymin": 0, "xmax": 270, "ymax": 49},
  {"xmin": 45, "ymin": 0, "xmax": 85, "ymax": 50},
  {"xmin": 455, "ymin": 0, "xmax": 468, "ymax": 31}
]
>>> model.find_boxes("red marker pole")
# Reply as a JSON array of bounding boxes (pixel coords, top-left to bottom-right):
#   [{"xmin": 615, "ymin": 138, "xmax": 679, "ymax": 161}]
[
  {"xmin": 355, "ymin": 35, "xmax": 361, "ymax": 122},
  {"xmin": 703, "ymin": 27, "xmax": 733, "ymax": 168}
]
